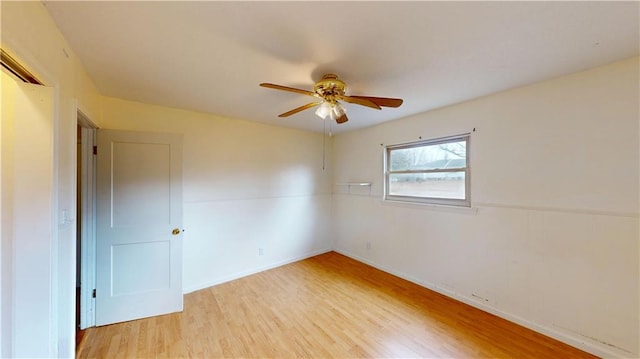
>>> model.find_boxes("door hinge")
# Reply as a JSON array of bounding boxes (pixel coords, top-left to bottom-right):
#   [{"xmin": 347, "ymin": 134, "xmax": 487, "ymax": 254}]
[
  {"xmin": 93, "ymin": 146, "xmax": 97, "ymax": 155},
  {"xmin": 92, "ymin": 289, "xmax": 96, "ymax": 298}
]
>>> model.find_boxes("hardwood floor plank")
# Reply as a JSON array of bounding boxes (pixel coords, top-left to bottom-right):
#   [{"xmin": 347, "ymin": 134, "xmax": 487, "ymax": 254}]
[{"xmin": 77, "ymin": 252, "xmax": 598, "ymax": 358}]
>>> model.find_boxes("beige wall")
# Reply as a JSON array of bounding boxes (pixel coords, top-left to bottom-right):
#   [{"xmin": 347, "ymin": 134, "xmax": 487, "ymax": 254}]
[
  {"xmin": 332, "ymin": 57, "xmax": 639, "ymax": 357},
  {"xmin": 1, "ymin": 1, "xmax": 103, "ymax": 357},
  {"xmin": 100, "ymin": 97, "xmax": 333, "ymax": 292}
]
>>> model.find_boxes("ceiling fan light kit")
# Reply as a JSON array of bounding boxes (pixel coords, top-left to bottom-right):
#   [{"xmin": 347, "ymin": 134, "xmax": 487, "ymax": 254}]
[
  {"xmin": 314, "ymin": 101, "xmax": 333, "ymax": 119},
  {"xmin": 260, "ymin": 73, "xmax": 403, "ymax": 125},
  {"xmin": 314, "ymin": 101, "xmax": 346, "ymax": 122}
]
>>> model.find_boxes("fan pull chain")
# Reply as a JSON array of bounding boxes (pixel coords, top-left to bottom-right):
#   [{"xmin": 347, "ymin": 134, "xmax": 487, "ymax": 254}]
[{"xmin": 322, "ymin": 119, "xmax": 326, "ymax": 171}]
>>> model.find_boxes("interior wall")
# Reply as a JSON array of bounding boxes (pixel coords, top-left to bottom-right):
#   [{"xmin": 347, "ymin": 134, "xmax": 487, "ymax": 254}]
[
  {"xmin": 331, "ymin": 57, "xmax": 639, "ymax": 358},
  {"xmin": 100, "ymin": 97, "xmax": 334, "ymax": 292},
  {"xmin": 1, "ymin": 1, "xmax": 103, "ymax": 357},
  {"xmin": 1, "ymin": 70, "xmax": 17, "ymax": 359}
]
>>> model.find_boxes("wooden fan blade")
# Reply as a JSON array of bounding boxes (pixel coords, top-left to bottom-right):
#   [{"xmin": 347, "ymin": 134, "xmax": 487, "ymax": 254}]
[
  {"xmin": 350, "ymin": 96, "xmax": 403, "ymax": 108},
  {"xmin": 260, "ymin": 83, "xmax": 317, "ymax": 97},
  {"xmin": 278, "ymin": 102, "xmax": 322, "ymax": 117},
  {"xmin": 338, "ymin": 95, "xmax": 381, "ymax": 110},
  {"xmin": 335, "ymin": 113, "xmax": 348, "ymax": 124}
]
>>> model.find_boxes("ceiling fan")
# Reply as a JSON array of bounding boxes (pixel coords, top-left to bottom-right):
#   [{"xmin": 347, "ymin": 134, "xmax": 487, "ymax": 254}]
[{"xmin": 260, "ymin": 74, "xmax": 403, "ymax": 124}]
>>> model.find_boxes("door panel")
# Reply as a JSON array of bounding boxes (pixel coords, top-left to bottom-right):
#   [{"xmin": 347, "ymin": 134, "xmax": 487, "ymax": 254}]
[
  {"xmin": 111, "ymin": 142, "xmax": 171, "ymax": 226},
  {"xmin": 96, "ymin": 130, "xmax": 183, "ymax": 326}
]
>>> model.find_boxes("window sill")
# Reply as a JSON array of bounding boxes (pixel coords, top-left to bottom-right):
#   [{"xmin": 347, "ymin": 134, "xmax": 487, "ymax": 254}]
[{"xmin": 381, "ymin": 199, "xmax": 478, "ymax": 214}]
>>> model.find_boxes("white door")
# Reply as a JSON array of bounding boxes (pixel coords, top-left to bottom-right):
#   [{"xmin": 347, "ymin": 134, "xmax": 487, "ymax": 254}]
[{"xmin": 95, "ymin": 129, "xmax": 183, "ymax": 326}]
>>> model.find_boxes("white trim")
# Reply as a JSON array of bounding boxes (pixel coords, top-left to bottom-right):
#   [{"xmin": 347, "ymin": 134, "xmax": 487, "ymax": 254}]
[
  {"xmin": 473, "ymin": 201, "xmax": 638, "ymax": 218},
  {"xmin": 76, "ymin": 107, "xmax": 99, "ymax": 130},
  {"xmin": 78, "ymin": 122, "xmax": 97, "ymax": 329},
  {"xmin": 335, "ymin": 182, "xmax": 372, "ymax": 186},
  {"xmin": 184, "ymin": 193, "xmax": 333, "ymax": 204},
  {"xmin": 50, "ymin": 82, "xmax": 60, "ymax": 359},
  {"xmin": 383, "ymin": 132, "xmax": 473, "ymax": 149},
  {"xmin": 380, "ymin": 198, "xmax": 479, "ymax": 214},
  {"xmin": 333, "ymin": 248, "xmax": 635, "ymax": 359}
]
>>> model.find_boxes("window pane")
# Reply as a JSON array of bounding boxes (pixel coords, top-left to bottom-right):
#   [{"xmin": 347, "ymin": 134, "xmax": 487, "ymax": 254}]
[
  {"xmin": 389, "ymin": 140, "xmax": 467, "ymax": 171},
  {"xmin": 388, "ymin": 172, "xmax": 466, "ymax": 199}
]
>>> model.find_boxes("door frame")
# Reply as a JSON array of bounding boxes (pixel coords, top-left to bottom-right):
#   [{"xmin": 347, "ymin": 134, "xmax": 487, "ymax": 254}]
[{"xmin": 76, "ymin": 105, "xmax": 98, "ymax": 329}]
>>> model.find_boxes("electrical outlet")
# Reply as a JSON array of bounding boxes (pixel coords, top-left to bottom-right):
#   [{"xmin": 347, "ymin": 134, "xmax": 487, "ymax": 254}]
[
  {"xmin": 366, "ymin": 242, "xmax": 371, "ymax": 250},
  {"xmin": 258, "ymin": 247, "xmax": 264, "ymax": 256}
]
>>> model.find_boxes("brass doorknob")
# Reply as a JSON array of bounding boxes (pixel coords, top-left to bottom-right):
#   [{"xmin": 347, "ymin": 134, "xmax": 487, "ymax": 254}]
[{"xmin": 172, "ymin": 228, "xmax": 181, "ymax": 235}]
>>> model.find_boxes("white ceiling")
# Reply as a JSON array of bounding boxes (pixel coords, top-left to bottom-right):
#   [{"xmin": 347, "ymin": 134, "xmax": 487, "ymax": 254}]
[{"xmin": 44, "ymin": 1, "xmax": 639, "ymax": 134}]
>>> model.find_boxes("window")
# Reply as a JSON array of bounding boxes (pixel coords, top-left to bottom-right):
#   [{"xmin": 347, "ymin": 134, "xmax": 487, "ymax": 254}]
[{"xmin": 384, "ymin": 134, "xmax": 470, "ymax": 206}]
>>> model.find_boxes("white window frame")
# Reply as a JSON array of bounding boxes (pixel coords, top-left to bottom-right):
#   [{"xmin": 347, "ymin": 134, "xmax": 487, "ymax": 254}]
[{"xmin": 384, "ymin": 134, "xmax": 470, "ymax": 207}]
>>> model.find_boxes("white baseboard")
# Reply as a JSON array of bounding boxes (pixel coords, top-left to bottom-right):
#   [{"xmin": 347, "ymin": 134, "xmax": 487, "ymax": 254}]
[
  {"xmin": 333, "ymin": 248, "xmax": 635, "ymax": 359},
  {"xmin": 182, "ymin": 247, "xmax": 333, "ymax": 294}
]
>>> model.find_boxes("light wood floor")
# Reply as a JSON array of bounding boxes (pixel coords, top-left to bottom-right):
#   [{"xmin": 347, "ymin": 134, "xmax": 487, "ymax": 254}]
[{"xmin": 77, "ymin": 252, "xmax": 598, "ymax": 358}]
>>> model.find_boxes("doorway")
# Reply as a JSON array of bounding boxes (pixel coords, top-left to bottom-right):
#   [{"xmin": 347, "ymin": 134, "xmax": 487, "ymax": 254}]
[{"xmin": 76, "ymin": 111, "xmax": 97, "ymax": 348}]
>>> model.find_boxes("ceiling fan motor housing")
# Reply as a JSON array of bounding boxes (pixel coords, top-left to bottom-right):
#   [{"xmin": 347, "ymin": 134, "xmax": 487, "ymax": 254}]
[{"xmin": 314, "ymin": 74, "xmax": 346, "ymax": 103}]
